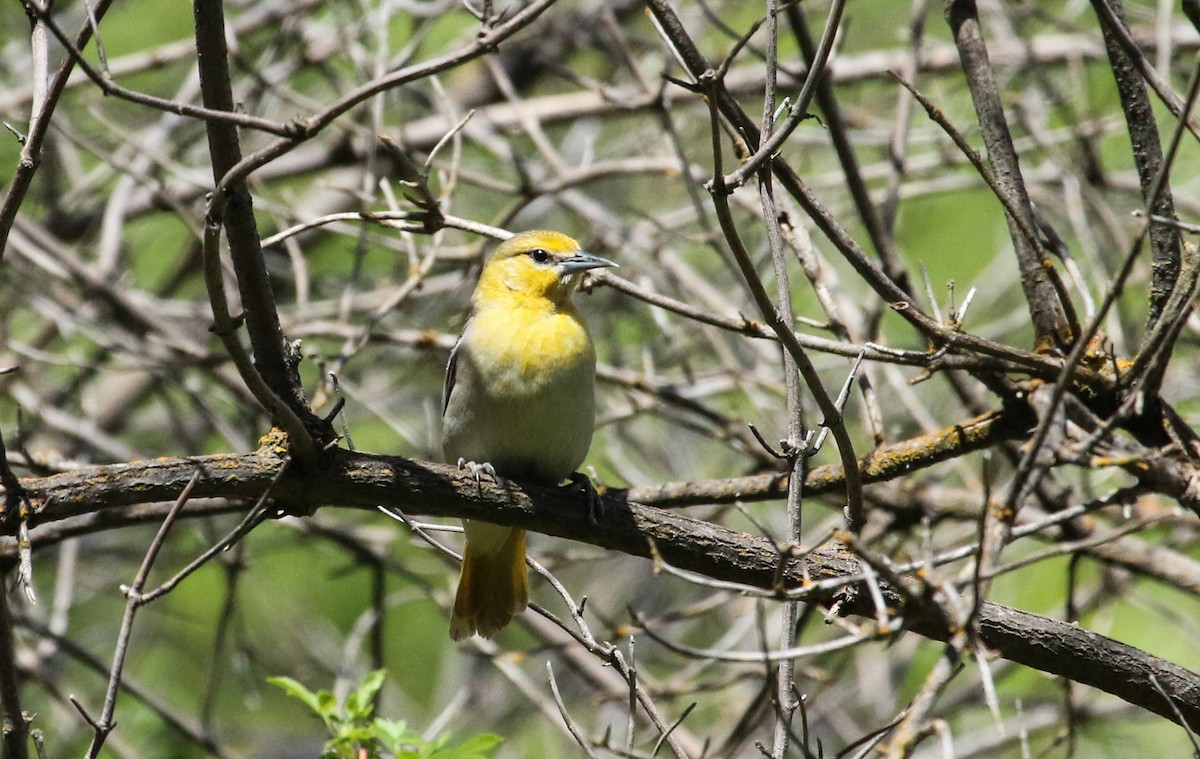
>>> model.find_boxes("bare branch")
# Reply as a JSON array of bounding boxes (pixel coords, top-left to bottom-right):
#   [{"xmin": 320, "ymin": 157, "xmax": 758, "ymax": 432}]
[
  {"xmin": 12, "ymin": 446, "xmax": 1200, "ymax": 731},
  {"xmin": 946, "ymin": 0, "xmax": 1076, "ymax": 351}
]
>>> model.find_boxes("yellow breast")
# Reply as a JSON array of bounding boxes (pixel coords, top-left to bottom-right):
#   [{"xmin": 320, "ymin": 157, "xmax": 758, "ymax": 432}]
[
  {"xmin": 465, "ymin": 298, "xmax": 594, "ymax": 397},
  {"xmin": 442, "ymin": 297, "xmax": 598, "ymax": 481}
]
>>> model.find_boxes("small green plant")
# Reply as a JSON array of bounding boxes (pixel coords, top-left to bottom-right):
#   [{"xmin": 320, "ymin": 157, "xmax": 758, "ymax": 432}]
[{"xmin": 269, "ymin": 670, "xmax": 502, "ymax": 759}]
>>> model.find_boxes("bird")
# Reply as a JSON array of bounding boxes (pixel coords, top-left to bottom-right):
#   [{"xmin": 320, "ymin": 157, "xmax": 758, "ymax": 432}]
[{"xmin": 442, "ymin": 230, "xmax": 616, "ymax": 641}]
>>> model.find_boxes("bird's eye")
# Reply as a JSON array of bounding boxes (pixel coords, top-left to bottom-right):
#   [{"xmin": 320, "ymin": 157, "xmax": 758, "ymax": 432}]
[{"xmin": 528, "ymin": 248, "xmax": 551, "ymax": 264}]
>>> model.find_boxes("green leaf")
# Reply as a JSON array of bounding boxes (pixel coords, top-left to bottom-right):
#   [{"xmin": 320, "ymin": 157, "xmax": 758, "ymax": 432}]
[
  {"xmin": 451, "ymin": 733, "xmax": 504, "ymax": 755},
  {"xmin": 344, "ymin": 669, "xmax": 387, "ymax": 723},
  {"xmin": 315, "ymin": 690, "xmax": 341, "ymax": 722},
  {"xmin": 424, "ymin": 732, "xmax": 504, "ymax": 759},
  {"xmin": 371, "ymin": 718, "xmax": 421, "ymax": 754},
  {"xmin": 267, "ymin": 676, "xmax": 324, "ymax": 717},
  {"xmin": 357, "ymin": 670, "xmax": 387, "ymax": 710},
  {"xmin": 332, "ymin": 723, "xmax": 376, "ymax": 744},
  {"xmin": 268, "ymin": 672, "xmax": 499, "ymax": 759}
]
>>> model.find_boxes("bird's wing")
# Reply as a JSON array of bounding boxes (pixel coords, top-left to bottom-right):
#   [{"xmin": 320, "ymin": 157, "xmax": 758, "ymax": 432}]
[{"xmin": 442, "ymin": 320, "xmax": 469, "ymax": 416}]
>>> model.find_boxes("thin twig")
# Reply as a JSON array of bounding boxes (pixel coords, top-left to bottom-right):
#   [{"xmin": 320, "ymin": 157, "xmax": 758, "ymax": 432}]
[
  {"xmin": 722, "ymin": 0, "xmax": 845, "ymax": 190},
  {"xmin": 701, "ymin": 63, "xmax": 865, "ymax": 533},
  {"xmin": 83, "ymin": 468, "xmax": 203, "ymax": 758},
  {"xmin": 0, "ymin": 0, "xmax": 118, "ymax": 263},
  {"xmin": 547, "ymin": 662, "xmax": 600, "ymax": 759},
  {"xmin": 0, "ymin": 573, "xmax": 29, "ymax": 759}
]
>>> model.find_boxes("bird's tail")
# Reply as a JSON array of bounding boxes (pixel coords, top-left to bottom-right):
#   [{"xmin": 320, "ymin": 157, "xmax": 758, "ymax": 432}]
[{"xmin": 450, "ymin": 520, "xmax": 529, "ymax": 641}]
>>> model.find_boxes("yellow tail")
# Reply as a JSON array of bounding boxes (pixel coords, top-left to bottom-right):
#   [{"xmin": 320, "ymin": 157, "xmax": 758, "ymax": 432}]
[{"xmin": 450, "ymin": 521, "xmax": 529, "ymax": 641}]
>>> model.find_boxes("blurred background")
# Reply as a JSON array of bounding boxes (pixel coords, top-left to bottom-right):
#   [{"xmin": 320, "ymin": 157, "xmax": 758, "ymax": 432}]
[{"xmin": 1, "ymin": 0, "xmax": 1200, "ymax": 756}]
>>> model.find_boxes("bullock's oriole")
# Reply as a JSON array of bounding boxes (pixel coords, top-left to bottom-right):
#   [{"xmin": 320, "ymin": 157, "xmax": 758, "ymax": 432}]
[{"xmin": 442, "ymin": 230, "xmax": 615, "ymax": 640}]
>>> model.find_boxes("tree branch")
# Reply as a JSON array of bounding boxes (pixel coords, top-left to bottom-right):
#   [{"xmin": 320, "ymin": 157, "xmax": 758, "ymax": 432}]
[
  {"xmin": 9, "ymin": 444, "xmax": 1200, "ymax": 730},
  {"xmin": 625, "ymin": 406, "xmax": 1030, "ymax": 508},
  {"xmin": 945, "ymin": 0, "xmax": 1076, "ymax": 352},
  {"xmin": 1091, "ymin": 0, "xmax": 1183, "ymax": 329},
  {"xmin": 0, "ymin": 0, "xmax": 116, "ymax": 263},
  {"xmin": 192, "ymin": 0, "xmax": 328, "ymax": 455},
  {"xmin": 0, "ymin": 579, "xmax": 28, "ymax": 759}
]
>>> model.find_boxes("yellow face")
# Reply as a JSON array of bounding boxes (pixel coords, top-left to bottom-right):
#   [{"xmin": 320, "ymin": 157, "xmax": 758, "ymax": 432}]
[{"xmin": 476, "ymin": 230, "xmax": 617, "ymax": 306}]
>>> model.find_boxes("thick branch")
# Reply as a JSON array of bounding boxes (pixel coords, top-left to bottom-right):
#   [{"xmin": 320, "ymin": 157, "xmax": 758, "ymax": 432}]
[
  {"xmin": 11, "ymin": 445, "xmax": 1200, "ymax": 729},
  {"xmin": 192, "ymin": 0, "xmax": 327, "ymax": 444},
  {"xmin": 1092, "ymin": 0, "xmax": 1182, "ymax": 327},
  {"xmin": 946, "ymin": 0, "xmax": 1076, "ymax": 352}
]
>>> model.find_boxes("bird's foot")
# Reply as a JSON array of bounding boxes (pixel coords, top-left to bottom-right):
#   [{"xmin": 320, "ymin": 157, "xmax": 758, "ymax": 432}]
[
  {"xmin": 568, "ymin": 471, "xmax": 605, "ymax": 524},
  {"xmin": 457, "ymin": 458, "xmax": 497, "ymax": 492}
]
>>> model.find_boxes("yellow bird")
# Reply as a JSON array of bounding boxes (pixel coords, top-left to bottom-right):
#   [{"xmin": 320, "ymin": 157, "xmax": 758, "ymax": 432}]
[{"xmin": 442, "ymin": 230, "xmax": 616, "ymax": 640}]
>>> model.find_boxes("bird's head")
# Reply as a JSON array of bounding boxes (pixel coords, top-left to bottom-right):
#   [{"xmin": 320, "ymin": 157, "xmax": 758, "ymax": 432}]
[{"xmin": 475, "ymin": 230, "xmax": 617, "ymax": 307}]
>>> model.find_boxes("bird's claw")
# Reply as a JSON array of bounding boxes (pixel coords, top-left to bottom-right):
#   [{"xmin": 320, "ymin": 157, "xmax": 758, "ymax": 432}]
[
  {"xmin": 457, "ymin": 458, "xmax": 496, "ymax": 491},
  {"xmin": 569, "ymin": 472, "xmax": 604, "ymax": 524}
]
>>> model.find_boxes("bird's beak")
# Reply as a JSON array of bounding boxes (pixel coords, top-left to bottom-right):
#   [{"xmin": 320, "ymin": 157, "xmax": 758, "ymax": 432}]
[{"xmin": 559, "ymin": 251, "xmax": 618, "ymax": 275}]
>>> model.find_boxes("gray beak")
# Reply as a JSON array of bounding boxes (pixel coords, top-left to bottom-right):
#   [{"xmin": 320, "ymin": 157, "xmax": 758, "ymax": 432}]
[{"xmin": 559, "ymin": 251, "xmax": 618, "ymax": 275}]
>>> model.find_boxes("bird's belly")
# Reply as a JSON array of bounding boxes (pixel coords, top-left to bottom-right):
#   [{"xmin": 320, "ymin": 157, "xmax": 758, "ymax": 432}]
[
  {"xmin": 442, "ymin": 311, "xmax": 597, "ymax": 483},
  {"xmin": 453, "ymin": 375, "xmax": 595, "ymax": 482}
]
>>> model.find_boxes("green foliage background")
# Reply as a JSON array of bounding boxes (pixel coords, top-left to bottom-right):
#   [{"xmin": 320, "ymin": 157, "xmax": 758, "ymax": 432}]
[{"xmin": 1, "ymin": 0, "xmax": 1199, "ymax": 756}]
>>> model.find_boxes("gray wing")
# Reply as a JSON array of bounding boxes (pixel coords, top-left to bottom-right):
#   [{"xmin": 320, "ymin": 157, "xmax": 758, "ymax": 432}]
[
  {"xmin": 442, "ymin": 340, "xmax": 459, "ymax": 417},
  {"xmin": 442, "ymin": 320, "xmax": 469, "ymax": 417}
]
